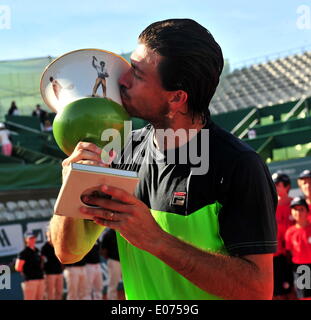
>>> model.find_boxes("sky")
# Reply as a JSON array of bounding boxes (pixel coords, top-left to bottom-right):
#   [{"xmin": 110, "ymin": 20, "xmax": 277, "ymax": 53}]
[{"xmin": 1, "ymin": 0, "xmax": 311, "ymax": 68}]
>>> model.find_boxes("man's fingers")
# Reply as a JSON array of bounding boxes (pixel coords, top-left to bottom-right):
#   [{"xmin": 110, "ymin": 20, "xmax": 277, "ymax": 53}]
[
  {"xmin": 75, "ymin": 142, "xmax": 102, "ymax": 155},
  {"xmin": 81, "ymin": 194, "xmax": 133, "ymax": 213},
  {"xmin": 93, "ymin": 217, "xmax": 121, "ymax": 229},
  {"xmin": 100, "ymin": 185, "xmax": 139, "ymax": 206},
  {"xmin": 76, "ymin": 160, "xmax": 108, "ymax": 167},
  {"xmin": 80, "ymin": 206, "xmax": 125, "ymax": 222},
  {"xmin": 63, "ymin": 151, "xmax": 102, "ymax": 167}
]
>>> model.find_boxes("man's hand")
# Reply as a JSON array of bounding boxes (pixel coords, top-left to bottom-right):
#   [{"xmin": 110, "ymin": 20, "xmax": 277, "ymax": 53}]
[
  {"xmin": 79, "ymin": 184, "xmax": 164, "ymax": 252},
  {"xmin": 79, "ymin": 185, "xmax": 273, "ymax": 300},
  {"xmin": 51, "ymin": 142, "xmax": 112, "ymax": 264},
  {"xmin": 61, "ymin": 142, "xmax": 107, "ymax": 180}
]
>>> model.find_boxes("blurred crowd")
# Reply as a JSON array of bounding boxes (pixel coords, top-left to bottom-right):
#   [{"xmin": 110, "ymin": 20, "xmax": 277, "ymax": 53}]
[
  {"xmin": 272, "ymin": 169, "xmax": 311, "ymax": 300},
  {"xmin": 0, "ymin": 101, "xmax": 53, "ymax": 157},
  {"xmin": 14, "ymin": 227, "xmax": 122, "ymax": 300},
  {"xmin": 7, "ymin": 100, "xmax": 53, "ymax": 131}
]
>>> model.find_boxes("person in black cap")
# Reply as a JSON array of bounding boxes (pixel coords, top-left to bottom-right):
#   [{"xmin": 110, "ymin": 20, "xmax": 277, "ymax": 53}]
[
  {"xmin": 15, "ymin": 231, "xmax": 45, "ymax": 300},
  {"xmin": 271, "ymin": 172, "xmax": 295, "ymax": 299},
  {"xmin": 285, "ymin": 197, "xmax": 311, "ymax": 300},
  {"xmin": 297, "ymin": 170, "xmax": 311, "ymax": 211}
]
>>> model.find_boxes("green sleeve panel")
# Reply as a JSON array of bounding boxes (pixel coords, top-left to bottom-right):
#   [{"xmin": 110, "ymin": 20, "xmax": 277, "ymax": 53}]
[{"xmin": 116, "ymin": 202, "xmax": 228, "ymax": 300}]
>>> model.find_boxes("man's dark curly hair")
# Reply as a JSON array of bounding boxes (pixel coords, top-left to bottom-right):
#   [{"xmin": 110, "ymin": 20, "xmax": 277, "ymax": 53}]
[{"xmin": 139, "ymin": 18, "xmax": 224, "ymax": 123}]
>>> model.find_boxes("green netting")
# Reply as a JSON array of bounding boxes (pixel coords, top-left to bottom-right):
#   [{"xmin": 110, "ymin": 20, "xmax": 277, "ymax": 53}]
[
  {"xmin": 0, "ymin": 54, "xmax": 148, "ymax": 132},
  {"xmin": 0, "ymin": 57, "xmax": 54, "ymax": 120}
]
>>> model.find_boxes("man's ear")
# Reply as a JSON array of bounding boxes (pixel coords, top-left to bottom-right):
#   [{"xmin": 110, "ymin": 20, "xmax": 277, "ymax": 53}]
[
  {"xmin": 168, "ymin": 90, "xmax": 188, "ymax": 114},
  {"xmin": 169, "ymin": 90, "xmax": 188, "ymax": 104}
]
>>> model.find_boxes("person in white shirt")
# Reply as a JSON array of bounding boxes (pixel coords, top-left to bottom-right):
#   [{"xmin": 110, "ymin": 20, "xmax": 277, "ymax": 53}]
[{"xmin": 0, "ymin": 122, "xmax": 12, "ymax": 156}]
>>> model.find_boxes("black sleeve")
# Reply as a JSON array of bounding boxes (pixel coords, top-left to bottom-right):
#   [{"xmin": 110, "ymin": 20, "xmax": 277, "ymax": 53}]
[
  {"xmin": 101, "ymin": 231, "xmax": 111, "ymax": 249},
  {"xmin": 40, "ymin": 244, "xmax": 47, "ymax": 257},
  {"xmin": 219, "ymin": 152, "xmax": 277, "ymax": 256},
  {"xmin": 18, "ymin": 249, "xmax": 27, "ymax": 260}
]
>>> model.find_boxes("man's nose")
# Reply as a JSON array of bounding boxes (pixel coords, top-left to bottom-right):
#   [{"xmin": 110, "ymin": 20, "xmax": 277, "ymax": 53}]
[{"xmin": 118, "ymin": 68, "xmax": 131, "ymax": 88}]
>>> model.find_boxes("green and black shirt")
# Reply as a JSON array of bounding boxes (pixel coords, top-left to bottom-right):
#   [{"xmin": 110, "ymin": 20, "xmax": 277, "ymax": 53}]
[{"xmin": 113, "ymin": 120, "xmax": 277, "ymax": 300}]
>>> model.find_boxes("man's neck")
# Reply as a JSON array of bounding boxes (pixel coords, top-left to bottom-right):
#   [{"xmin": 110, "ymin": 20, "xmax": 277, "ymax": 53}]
[{"xmin": 152, "ymin": 115, "xmax": 206, "ymax": 151}]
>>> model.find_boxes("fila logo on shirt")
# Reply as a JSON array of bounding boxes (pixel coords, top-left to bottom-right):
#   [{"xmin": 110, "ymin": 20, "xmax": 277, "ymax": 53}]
[{"xmin": 171, "ymin": 192, "xmax": 187, "ymax": 206}]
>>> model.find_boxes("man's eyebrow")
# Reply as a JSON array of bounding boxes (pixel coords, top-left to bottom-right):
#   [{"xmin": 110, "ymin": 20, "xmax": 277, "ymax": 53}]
[{"xmin": 131, "ymin": 61, "xmax": 145, "ymax": 74}]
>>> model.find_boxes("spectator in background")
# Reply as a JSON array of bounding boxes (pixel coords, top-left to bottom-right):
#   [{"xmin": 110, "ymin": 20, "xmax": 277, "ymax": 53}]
[
  {"xmin": 285, "ymin": 197, "xmax": 311, "ymax": 300},
  {"xmin": 63, "ymin": 257, "xmax": 88, "ymax": 300},
  {"xmin": 43, "ymin": 119, "xmax": 53, "ymax": 132},
  {"xmin": 271, "ymin": 172, "xmax": 295, "ymax": 299},
  {"xmin": 297, "ymin": 170, "xmax": 311, "ymax": 211},
  {"xmin": 15, "ymin": 231, "xmax": 45, "ymax": 300},
  {"xmin": 247, "ymin": 128, "xmax": 256, "ymax": 139},
  {"xmin": 0, "ymin": 122, "xmax": 12, "ymax": 156},
  {"xmin": 41, "ymin": 228, "xmax": 64, "ymax": 300},
  {"xmin": 32, "ymin": 104, "xmax": 47, "ymax": 130},
  {"xmin": 84, "ymin": 240, "xmax": 104, "ymax": 300},
  {"xmin": 101, "ymin": 228, "xmax": 122, "ymax": 300},
  {"xmin": 7, "ymin": 101, "xmax": 19, "ymax": 116}
]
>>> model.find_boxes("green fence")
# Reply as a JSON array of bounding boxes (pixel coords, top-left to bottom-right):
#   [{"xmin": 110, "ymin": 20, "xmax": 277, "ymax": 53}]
[{"xmin": 0, "ymin": 164, "xmax": 62, "ymax": 191}]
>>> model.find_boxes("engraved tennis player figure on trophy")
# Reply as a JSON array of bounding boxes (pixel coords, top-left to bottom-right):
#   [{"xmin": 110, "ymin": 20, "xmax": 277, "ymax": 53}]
[
  {"xmin": 91, "ymin": 56, "xmax": 109, "ymax": 97},
  {"xmin": 49, "ymin": 76, "xmax": 74, "ymax": 100}
]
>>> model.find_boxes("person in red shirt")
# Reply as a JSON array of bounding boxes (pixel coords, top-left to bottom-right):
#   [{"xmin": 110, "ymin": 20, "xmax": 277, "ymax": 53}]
[
  {"xmin": 285, "ymin": 197, "xmax": 311, "ymax": 300},
  {"xmin": 271, "ymin": 172, "xmax": 295, "ymax": 299},
  {"xmin": 297, "ymin": 170, "xmax": 311, "ymax": 213}
]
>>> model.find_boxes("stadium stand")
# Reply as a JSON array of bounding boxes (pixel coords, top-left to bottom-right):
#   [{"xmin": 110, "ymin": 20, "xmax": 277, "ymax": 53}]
[
  {"xmin": 209, "ymin": 50, "xmax": 311, "ymax": 192},
  {"xmin": 210, "ymin": 50, "xmax": 311, "ymax": 114}
]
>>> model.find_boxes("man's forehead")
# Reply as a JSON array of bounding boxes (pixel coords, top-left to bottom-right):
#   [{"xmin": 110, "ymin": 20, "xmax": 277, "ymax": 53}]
[
  {"xmin": 131, "ymin": 44, "xmax": 147, "ymax": 61},
  {"xmin": 130, "ymin": 43, "xmax": 161, "ymax": 66}
]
